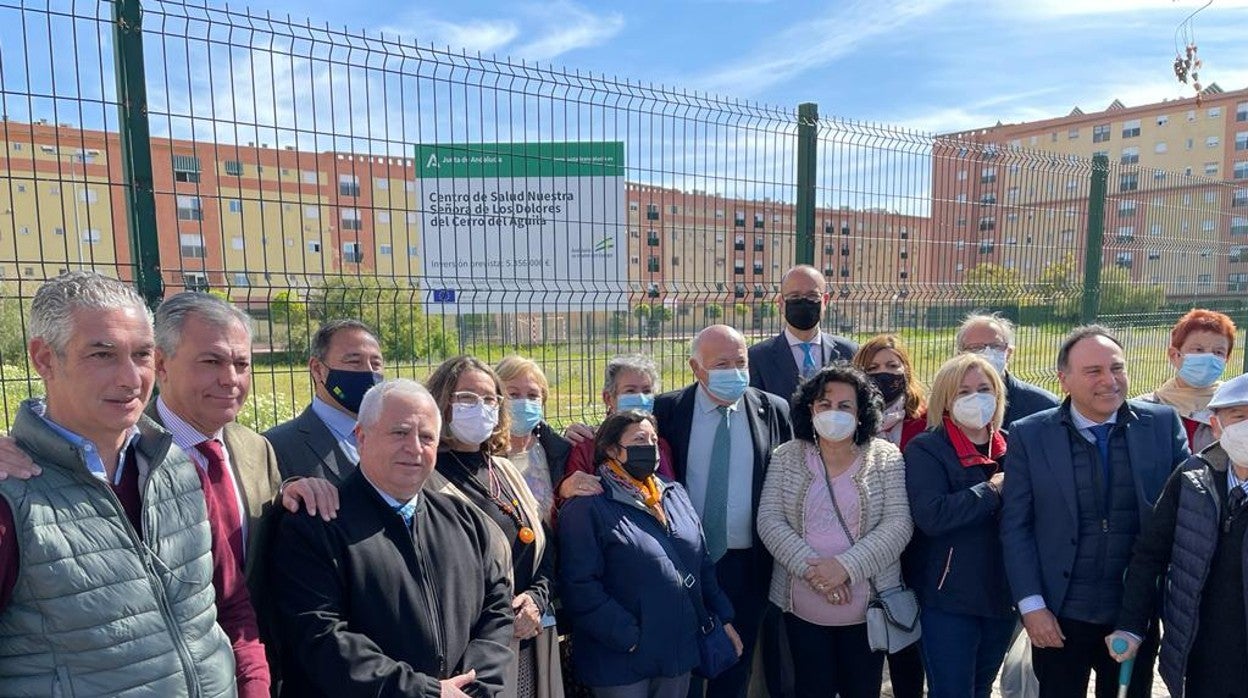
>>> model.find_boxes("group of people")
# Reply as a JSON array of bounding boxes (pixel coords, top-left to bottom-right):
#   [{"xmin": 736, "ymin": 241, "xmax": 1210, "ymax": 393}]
[{"xmin": 0, "ymin": 264, "xmax": 1244, "ymax": 698}]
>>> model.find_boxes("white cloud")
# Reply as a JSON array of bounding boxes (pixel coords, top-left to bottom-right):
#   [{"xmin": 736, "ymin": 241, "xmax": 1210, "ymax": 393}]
[
  {"xmin": 1012, "ymin": 0, "xmax": 1248, "ymax": 18},
  {"xmin": 512, "ymin": 3, "xmax": 625, "ymax": 62},
  {"xmin": 696, "ymin": 0, "xmax": 956, "ymax": 96}
]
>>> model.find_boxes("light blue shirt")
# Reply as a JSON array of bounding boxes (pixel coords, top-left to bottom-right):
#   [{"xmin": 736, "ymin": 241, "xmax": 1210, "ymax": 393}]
[
  {"xmin": 31, "ymin": 399, "xmax": 140, "ymax": 486},
  {"xmin": 784, "ymin": 327, "xmax": 825, "ymax": 374},
  {"xmin": 312, "ymin": 396, "xmax": 360, "ymax": 464},
  {"xmin": 684, "ymin": 385, "xmax": 754, "ymax": 550},
  {"xmin": 1228, "ymin": 468, "xmax": 1248, "ymax": 497},
  {"xmin": 1018, "ymin": 403, "xmax": 1120, "ymax": 614},
  {"xmin": 362, "ymin": 471, "xmax": 419, "ymax": 521}
]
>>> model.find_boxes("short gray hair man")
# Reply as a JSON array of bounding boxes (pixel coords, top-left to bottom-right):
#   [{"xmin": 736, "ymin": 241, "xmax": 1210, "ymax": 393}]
[
  {"xmin": 357, "ymin": 378, "xmax": 441, "ymax": 434},
  {"xmin": 154, "ymin": 292, "xmax": 254, "ymax": 356},
  {"xmin": 29, "ymin": 270, "xmax": 150, "ymax": 355}
]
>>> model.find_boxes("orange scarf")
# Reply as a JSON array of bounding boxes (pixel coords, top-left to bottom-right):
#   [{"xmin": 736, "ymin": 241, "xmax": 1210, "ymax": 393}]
[{"xmin": 606, "ymin": 459, "xmax": 667, "ymax": 526}]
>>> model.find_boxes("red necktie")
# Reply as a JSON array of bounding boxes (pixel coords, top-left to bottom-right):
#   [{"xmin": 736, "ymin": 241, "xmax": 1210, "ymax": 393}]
[{"xmin": 196, "ymin": 439, "xmax": 246, "ymax": 567}]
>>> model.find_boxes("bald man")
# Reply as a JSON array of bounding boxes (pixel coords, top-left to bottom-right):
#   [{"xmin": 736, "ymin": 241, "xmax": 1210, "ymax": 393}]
[
  {"xmin": 652, "ymin": 324, "xmax": 793, "ymax": 698},
  {"xmin": 748, "ymin": 265, "xmax": 857, "ymax": 406}
]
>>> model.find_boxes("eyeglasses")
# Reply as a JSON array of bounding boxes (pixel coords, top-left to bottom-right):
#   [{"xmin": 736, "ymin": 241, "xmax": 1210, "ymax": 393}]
[
  {"xmin": 451, "ymin": 391, "xmax": 503, "ymax": 408},
  {"xmin": 783, "ymin": 293, "xmax": 823, "ymax": 304},
  {"xmin": 962, "ymin": 342, "xmax": 1009, "ymax": 353}
]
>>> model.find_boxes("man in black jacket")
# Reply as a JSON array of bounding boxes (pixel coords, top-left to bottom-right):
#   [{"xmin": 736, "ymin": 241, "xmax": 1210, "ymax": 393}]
[
  {"xmin": 1109, "ymin": 372, "xmax": 1248, "ymax": 697},
  {"xmin": 272, "ymin": 378, "xmax": 513, "ymax": 697},
  {"xmin": 955, "ymin": 312, "xmax": 1059, "ymax": 429}
]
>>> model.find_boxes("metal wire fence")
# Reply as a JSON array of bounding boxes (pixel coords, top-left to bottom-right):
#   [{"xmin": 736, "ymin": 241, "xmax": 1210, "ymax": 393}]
[{"xmin": 2, "ymin": 0, "xmax": 1246, "ymax": 431}]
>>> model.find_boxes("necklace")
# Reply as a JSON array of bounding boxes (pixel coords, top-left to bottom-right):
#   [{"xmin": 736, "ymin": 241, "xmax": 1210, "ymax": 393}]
[{"xmin": 448, "ymin": 450, "xmax": 536, "ymax": 545}]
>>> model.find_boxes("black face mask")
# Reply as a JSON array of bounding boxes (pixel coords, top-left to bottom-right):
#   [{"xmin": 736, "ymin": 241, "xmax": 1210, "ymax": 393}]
[
  {"xmin": 870, "ymin": 372, "xmax": 908, "ymax": 405},
  {"xmin": 622, "ymin": 444, "xmax": 660, "ymax": 480},
  {"xmin": 325, "ymin": 368, "xmax": 384, "ymax": 414},
  {"xmin": 784, "ymin": 298, "xmax": 822, "ymax": 331}
]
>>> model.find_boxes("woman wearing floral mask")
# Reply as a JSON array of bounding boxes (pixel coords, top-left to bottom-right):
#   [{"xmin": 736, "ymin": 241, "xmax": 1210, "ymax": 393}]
[
  {"xmin": 757, "ymin": 364, "xmax": 913, "ymax": 698},
  {"xmin": 426, "ymin": 355, "xmax": 562, "ymax": 698},
  {"xmin": 558, "ymin": 354, "xmax": 677, "ymax": 505},
  {"xmin": 497, "ymin": 355, "xmax": 572, "ymax": 526},
  {"xmin": 1137, "ymin": 309, "xmax": 1237, "ymax": 452},
  {"xmin": 903, "ymin": 353, "xmax": 1014, "ymax": 698},
  {"xmin": 853, "ymin": 335, "xmax": 928, "ymax": 452},
  {"xmin": 558, "ymin": 410, "xmax": 741, "ymax": 696}
]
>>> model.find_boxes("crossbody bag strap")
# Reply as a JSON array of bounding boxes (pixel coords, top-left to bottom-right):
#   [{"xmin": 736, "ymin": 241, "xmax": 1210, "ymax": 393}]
[
  {"xmin": 641, "ymin": 498, "xmax": 717, "ymax": 633},
  {"xmin": 819, "ymin": 445, "xmax": 880, "ymax": 597}
]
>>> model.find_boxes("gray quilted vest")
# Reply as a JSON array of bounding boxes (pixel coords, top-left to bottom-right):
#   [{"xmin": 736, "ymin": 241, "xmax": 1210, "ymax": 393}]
[{"xmin": 0, "ymin": 400, "xmax": 237, "ymax": 697}]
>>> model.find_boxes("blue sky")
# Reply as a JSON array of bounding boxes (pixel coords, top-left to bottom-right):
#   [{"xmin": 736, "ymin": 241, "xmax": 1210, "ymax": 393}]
[{"xmin": 232, "ymin": 0, "xmax": 1248, "ymax": 134}]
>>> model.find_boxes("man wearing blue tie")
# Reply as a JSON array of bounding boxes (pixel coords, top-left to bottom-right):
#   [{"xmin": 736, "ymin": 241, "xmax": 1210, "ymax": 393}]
[
  {"xmin": 747, "ymin": 265, "xmax": 857, "ymax": 406},
  {"xmin": 1000, "ymin": 325, "xmax": 1189, "ymax": 698},
  {"xmin": 653, "ymin": 325, "xmax": 793, "ymax": 698}
]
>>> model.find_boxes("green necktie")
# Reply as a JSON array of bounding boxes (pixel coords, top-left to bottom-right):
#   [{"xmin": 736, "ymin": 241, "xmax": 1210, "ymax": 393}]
[{"xmin": 703, "ymin": 405, "xmax": 732, "ymax": 562}]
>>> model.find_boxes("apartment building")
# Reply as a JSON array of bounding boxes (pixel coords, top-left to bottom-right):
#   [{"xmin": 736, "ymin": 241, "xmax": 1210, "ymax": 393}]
[{"xmin": 933, "ymin": 84, "xmax": 1248, "ymax": 300}]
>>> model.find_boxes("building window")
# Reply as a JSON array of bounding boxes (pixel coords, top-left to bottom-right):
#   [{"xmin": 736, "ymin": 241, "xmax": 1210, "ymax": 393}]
[
  {"xmin": 341, "ymin": 208, "xmax": 362, "ymax": 231},
  {"xmin": 1093, "ymin": 124, "xmax": 1111, "ymax": 142},
  {"xmin": 1209, "ymin": 107, "xmax": 1223, "ymax": 118},
  {"xmin": 339, "ymin": 175, "xmax": 360, "ymax": 197},
  {"xmin": 646, "ymin": 204, "xmax": 659, "ymax": 221},
  {"xmin": 1157, "ymin": 115, "xmax": 1169, "ymax": 126},
  {"xmin": 1154, "ymin": 169, "xmax": 1167, "ymax": 181},
  {"xmin": 1154, "ymin": 141, "xmax": 1168, "ymax": 154},
  {"xmin": 1205, "ymin": 162, "xmax": 1219, "ymax": 176},
  {"xmin": 231, "ymin": 236, "xmax": 244, "ymax": 250},
  {"xmin": 1238, "ymin": 101, "xmax": 1248, "ymax": 122},
  {"xmin": 1120, "ymin": 146, "xmax": 1140, "ymax": 165},
  {"xmin": 182, "ymin": 273, "xmax": 208, "ymax": 291},
  {"xmin": 753, "ymin": 212, "xmax": 764, "ymax": 229},
  {"xmin": 1115, "ymin": 252, "xmax": 1134, "ymax": 269},
  {"xmin": 734, "ymin": 210, "xmax": 745, "ymax": 227},
  {"xmin": 647, "ymin": 230, "xmax": 660, "ymax": 246},
  {"xmin": 1230, "ymin": 273, "xmax": 1248, "ymax": 292},
  {"xmin": 733, "ymin": 259, "xmax": 745, "ymax": 274},
  {"xmin": 80, "ymin": 229, "xmax": 101, "ymax": 244},
  {"xmin": 379, "ymin": 244, "xmax": 392, "ymax": 256},
  {"xmin": 1235, "ymin": 162, "xmax": 1248, "ymax": 180},
  {"xmin": 1233, "ymin": 217, "xmax": 1248, "ymax": 236},
  {"xmin": 173, "ymin": 155, "xmax": 201, "ymax": 183},
  {"xmin": 304, "ymin": 205, "xmax": 319, "ymax": 219},
  {"xmin": 224, "ymin": 160, "xmax": 243, "ymax": 176},
  {"xmin": 734, "ymin": 234, "xmax": 746, "ymax": 251},
  {"xmin": 180, "ymin": 233, "xmax": 206, "ymax": 258},
  {"xmin": 1234, "ymin": 188, "xmax": 1248, "ymax": 207},
  {"xmin": 1121, "ymin": 120, "xmax": 1141, "ymax": 138},
  {"xmin": 374, "ymin": 178, "xmax": 389, "ymax": 191},
  {"xmin": 978, "ymin": 239, "xmax": 995, "ymax": 254},
  {"xmin": 176, "ymin": 195, "xmax": 203, "ymax": 221},
  {"xmin": 232, "ymin": 273, "xmax": 250, "ymax": 287},
  {"xmin": 307, "ymin": 240, "xmax": 321, "ymax": 253},
  {"xmin": 1207, "ymin": 136, "xmax": 1221, "ymax": 148},
  {"xmin": 1119, "ymin": 173, "xmax": 1139, "ymax": 192},
  {"xmin": 377, "ymin": 211, "xmax": 390, "ymax": 224},
  {"xmin": 1116, "ymin": 226, "xmax": 1135, "ymax": 243},
  {"xmin": 1148, "ymin": 250, "xmax": 1162, "ymax": 261},
  {"xmin": 669, "ymin": 204, "xmax": 679, "ymax": 215},
  {"xmin": 956, "ymin": 170, "xmax": 968, "ymax": 181},
  {"xmin": 980, "ymin": 167, "xmax": 997, "ymax": 184},
  {"xmin": 647, "ymin": 256, "xmax": 660, "ymax": 272},
  {"xmin": 1232, "ymin": 246, "xmax": 1248, "ymax": 263},
  {"xmin": 980, "ymin": 192, "xmax": 997, "ymax": 205},
  {"xmin": 1069, "ymin": 128, "xmax": 1080, "ymax": 139},
  {"xmin": 1118, "ymin": 200, "xmax": 1136, "ymax": 217},
  {"xmin": 1237, "ymin": 132, "xmax": 1248, "ymax": 151},
  {"xmin": 302, "ymin": 170, "xmax": 318, "ymax": 185},
  {"xmin": 978, "ymin": 217, "xmax": 995, "ymax": 232},
  {"xmin": 228, "ymin": 199, "xmax": 242, "ymax": 213},
  {"xmin": 342, "ymin": 242, "xmax": 363, "ymax": 264}
]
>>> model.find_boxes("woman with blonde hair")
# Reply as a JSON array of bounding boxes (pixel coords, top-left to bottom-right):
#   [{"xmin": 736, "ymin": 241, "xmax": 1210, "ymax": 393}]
[
  {"xmin": 904, "ymin": 353, "xmax": 1014, "ymax": 697},
  {"xmin": 426, "ymin": 355, "xmax": 563, "ymax": 698},
  {"xmin": 496, "ymin": 355, "xmax": 572, "ymax": 525}
]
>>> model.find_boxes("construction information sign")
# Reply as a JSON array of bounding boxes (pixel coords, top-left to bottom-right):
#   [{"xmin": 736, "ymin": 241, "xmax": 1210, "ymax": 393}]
[{"xmin": 414, "ymin": 142, "xmax": 627, "ymax": 313}]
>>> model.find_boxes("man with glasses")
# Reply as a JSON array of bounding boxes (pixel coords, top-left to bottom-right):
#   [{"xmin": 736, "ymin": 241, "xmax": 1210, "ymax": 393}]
[
  {"xmin": 955, "ymin": 312, "xmax": 1058, "ymax": 429},
  {"xmin": 266, "ymin": 319, "xmax": 384, "ymax": 485},
  {"xmin": 748, "ymin": 265, "xmax": 857, "ymax": 406}
]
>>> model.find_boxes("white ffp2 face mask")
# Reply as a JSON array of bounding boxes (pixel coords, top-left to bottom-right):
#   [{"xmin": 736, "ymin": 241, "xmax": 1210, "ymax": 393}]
[
  {"xmin": 1219, "ymin": 420, "xmax": 1248, "ymax": 466},
  {"xmin": 449, "ymin": 402, "xmax": 499, "ymax": 446},
  {"xmin": 952, "ymin": 392, "xmax": 997, "ymax": 431},
  {"xmin": 813, "ymin": 410, "xmax": 857, "ymax": 442}
]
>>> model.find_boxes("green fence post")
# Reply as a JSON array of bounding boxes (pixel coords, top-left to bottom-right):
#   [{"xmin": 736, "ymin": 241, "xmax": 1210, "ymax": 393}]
[
  {"xmin": 795, "ymin": 103, "xmax": 818, "ymax": 266},
  {"xmin": 1080, "ymin": 153, "xmax": 1109, "ymax": 324},
  {"xmin": 113, "ymin": 0, "xmax": 164, "ymax": 309}
]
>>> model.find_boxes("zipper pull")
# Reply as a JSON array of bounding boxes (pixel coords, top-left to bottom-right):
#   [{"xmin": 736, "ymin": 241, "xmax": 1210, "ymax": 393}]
[{"xmin": 1102, "ymin": 519, "xmax": 1109, "ymax": 533}]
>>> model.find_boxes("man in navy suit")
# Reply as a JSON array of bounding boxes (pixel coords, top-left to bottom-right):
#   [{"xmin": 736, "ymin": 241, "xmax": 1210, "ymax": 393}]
[
  {"xmin": 747, "ymin": 265, "xmax": 856, "ymax": 405},
  {"xmin": 1001, "ymin": 325, "xmax": 1189, "ymax": 698},
  {"xmin": 652, "ymin": 324, "xmax": 792, "ymax": 698}
]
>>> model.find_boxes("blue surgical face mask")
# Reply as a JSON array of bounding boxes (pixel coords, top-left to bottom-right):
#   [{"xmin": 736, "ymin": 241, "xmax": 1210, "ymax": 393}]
[
  {"xmin": 1178, "ymin": 353, "xmax": 1226, "ymax": 388},
  {"xmin": 704, "ymin": 367, "xmax": 749, "ymax": 403},
  {"xmin": 616, "ymin": 392, "xmax": 655, "ymax": 415},
  {"xmin": 509, "ymin": 398, "xmax": 544, "ymax": 436}
]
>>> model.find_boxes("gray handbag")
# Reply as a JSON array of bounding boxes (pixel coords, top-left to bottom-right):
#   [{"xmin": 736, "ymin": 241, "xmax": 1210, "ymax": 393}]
[{"xmin": 823, "ymin": 462, "xmax": 922, "ymax": 654}]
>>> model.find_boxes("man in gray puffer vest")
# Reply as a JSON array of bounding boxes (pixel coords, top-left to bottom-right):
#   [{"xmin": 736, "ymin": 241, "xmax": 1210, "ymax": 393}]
[
  {"xmin": 0, "ymin": 271, "xmax": 240, "ymax": 697},
  {"xmin": 1109, "ymin": 372, "xmax": 1248, "ymax": 697}
]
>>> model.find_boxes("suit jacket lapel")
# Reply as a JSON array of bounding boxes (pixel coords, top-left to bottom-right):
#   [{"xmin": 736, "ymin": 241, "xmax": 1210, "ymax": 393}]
[
  {"xmin": 668, "ymin": 385, "xmax": 698, "ymax": 484},
  {"xmin": 1125, "ymin": 408, "xmax": 1157, "ymax": 509},
  {"xmin": 742, "ymin": 389, "xmax": 768, "ymax": 507},
  {"xmin": 1043, "ymin": 414, "xmax": 1080, "ymax": 525},
  {"xmin": 299, "ymin": 407, "xmax": 348, "ymax": 485},
  {"xmin": 769, "ymin": 333, "xmax": 800, "ymax": 387}
]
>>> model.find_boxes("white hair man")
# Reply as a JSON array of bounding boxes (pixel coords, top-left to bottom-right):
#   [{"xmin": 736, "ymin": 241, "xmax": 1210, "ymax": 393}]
[
  {"xmin": 956, "ymin": 312, "xmax": 1059, "ymax": 428},
  {"xmin": 272, "ymin": 378, "xmax": 514, "ymax": 697}
]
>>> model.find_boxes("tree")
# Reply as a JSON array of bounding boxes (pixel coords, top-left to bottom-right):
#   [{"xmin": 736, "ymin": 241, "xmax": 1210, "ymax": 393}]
[
  {"xmin": 0, "ymin": 285, "xmax": 27, "ymax": 364},
  {"xmin": 1098, "ymin": 265, "xmax": 1165, "ymax": 317},
  {"xmin": 962, "ymin": 263, "xmax": 1023, "ymax": 305},
  {"xmin": 704, "ymin": 303, "xmax": 723, "ymax": 320},
  {"xmin": 1034, "ymin": 253, "xmax": 1082, "ymax": 320},
  {"xmin": 307, "ymin": 277, "xmax": 456, "ymax": 361},
  {"xmin": 268, "ymin": 291, "xmax": 311, "ymax": 359}
]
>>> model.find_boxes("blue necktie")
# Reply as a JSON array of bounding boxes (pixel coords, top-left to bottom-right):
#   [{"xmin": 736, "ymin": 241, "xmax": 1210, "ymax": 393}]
[
  {"xmin": 1089, "ymin": 423, "xmax": 1113, "ymax": 490},
  {"xmin": 703, "ymin": 406, "xmax": 732, "ymax": 562},
  {"xmin": 394, "ymin": 500, "xmax": 417, "ymax": 526},
  {"xmin": 799, "ymin": 342, "xmax": 817, "ymax": 378}
]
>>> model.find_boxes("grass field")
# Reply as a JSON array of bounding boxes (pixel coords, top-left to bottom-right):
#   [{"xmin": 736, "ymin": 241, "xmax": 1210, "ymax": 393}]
[{"xmin": 3, "ymin": 323, "xmax": 1244, "ymax": 433}]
